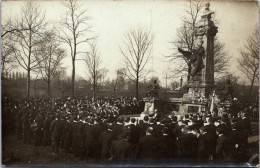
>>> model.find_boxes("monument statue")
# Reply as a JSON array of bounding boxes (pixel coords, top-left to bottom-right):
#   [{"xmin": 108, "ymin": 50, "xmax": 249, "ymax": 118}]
[
  {"xmin": 178, "ymin": 45, "xmax": 205, "ymax": 82},
  {"xmin": 146, "ymin": 80, "xmax": 160, "ymax": 97},
  {"xmin": 178, "ymin": 2, "xmax": 218, "ymax": 106}
]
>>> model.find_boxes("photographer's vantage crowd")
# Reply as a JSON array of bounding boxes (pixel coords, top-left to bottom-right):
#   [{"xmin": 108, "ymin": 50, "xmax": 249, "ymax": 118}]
[{"xmin": 2, "ymin": 96, "xmax": 257, "ymax": 165}]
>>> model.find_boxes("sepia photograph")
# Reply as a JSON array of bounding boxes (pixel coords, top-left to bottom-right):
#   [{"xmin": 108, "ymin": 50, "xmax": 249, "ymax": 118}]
[{"xmin": 1, "ymin": 0, "xmax": 259, "ymax": 167}]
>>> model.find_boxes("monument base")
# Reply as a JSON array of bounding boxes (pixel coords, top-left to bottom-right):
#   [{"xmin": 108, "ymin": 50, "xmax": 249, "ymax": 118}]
[{"xmin": 142, "ymin": 97, "xmax": 163, "ymax": 116}]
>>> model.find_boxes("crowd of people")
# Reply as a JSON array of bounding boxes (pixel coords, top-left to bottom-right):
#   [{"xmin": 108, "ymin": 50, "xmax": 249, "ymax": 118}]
[{"xmin": 2, "ymin": 96, "xmax": 257, "ymax": 165}]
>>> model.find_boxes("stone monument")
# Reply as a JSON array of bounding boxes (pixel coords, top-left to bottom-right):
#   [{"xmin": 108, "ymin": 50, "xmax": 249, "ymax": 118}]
[
  {"xmin": 178, "ymin": 2, "xmax": 218, "ymax": 112},
  {"xmin": 141, "ymin": 2, "xmax": 218, "ymax": 116}
]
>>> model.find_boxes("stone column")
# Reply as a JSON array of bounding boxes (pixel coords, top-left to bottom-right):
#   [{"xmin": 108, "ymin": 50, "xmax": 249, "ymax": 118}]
[{"xmin": 196, "ymin": 2, "xmax": 218, "ymax": 97}]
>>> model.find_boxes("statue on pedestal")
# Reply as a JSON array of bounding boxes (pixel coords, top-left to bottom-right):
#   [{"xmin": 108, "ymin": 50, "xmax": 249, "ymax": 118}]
[
  {"xmin": 146, "ymin": 80, "xmax": 160, "ymax": 98},
  {"xmin": 178, "ymin": 45, "xmax": 205, "ymax": 82}
]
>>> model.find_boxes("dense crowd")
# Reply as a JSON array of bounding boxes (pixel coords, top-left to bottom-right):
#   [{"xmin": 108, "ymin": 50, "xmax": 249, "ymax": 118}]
[{"xmin": 2, "ymin": 96, "xmax": 257, "ymax": 165}]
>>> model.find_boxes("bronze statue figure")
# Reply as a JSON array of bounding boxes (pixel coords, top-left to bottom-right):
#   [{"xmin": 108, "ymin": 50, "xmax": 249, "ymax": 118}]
[
  {"xmin": 146, "ymin": 80, "xmax": 160, "ymax": 97},
  {"xmin": 178, "ymin": 46, "xmax": 205, "ymax": 82}
]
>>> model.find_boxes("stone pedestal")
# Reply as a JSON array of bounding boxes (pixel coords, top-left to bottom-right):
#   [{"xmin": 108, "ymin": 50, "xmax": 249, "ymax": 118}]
[{"xmin": 142, "ymin": 97, "xmax": 163, "ymax": 116}]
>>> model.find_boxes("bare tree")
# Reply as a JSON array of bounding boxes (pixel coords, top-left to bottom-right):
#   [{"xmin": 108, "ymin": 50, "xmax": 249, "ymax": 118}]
[
  {"xmin": 1, "ymin": 28, "xmax": 17, "ymax": 79},
  {"xmin": 170, "ymin": 0, "xmax": 230, "ymax": 81},
  {"xmin": 1, "ymin": 18, "xmax": 30, "ymax": 38},
  {"xmin": 214, "ymin": 38, "xmax": 231, "ymax": 77},
  {"xmin": 84, "ymin": 40, "xmax": 101, "ymax": 100},
  {"xmin": 120, "ymin": 27, "xmax": 153, "ymax": 99},
  {"xmin": 12, "ymin": 1, "xmax": 47, "ymax": 98},
  {"xmin": 238, "ymin": 28, "xmax": 259, "ymax": 101},
  {"xmin": 59, "ymin": 0, "xmax": 94, "ymax": 98},
  {"xmin": 36, "ymin": 30, "xmax": 66, "ymax": 98}
]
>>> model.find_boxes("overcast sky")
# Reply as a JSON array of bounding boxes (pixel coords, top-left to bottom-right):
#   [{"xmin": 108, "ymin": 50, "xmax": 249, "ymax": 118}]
[{"xmin": 2, "ymin": 0, "xmax": 259, "ymax": 86}]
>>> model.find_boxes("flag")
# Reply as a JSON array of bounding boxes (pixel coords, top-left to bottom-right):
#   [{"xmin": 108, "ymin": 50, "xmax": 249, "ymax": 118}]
[{"xmin": 210, "ymin": 90, "xmax": 215, "ymax": 114}]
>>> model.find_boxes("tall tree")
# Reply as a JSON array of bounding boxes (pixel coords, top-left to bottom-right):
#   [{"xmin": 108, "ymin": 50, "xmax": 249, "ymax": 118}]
[
  {"xmin": 36, "ymin": 30, "xmax": 66, "ymax": 98},
  {"xmin": 84, "ymin": 40, "xmax": 101, "ymax": 100},
  {"xmin": 120, "ymin": 27, "xmax": 153, "ymax": 99},
  {"xmin": 170, "ymin": 0, "xmax": 230, "ymax": 81},
  {"xmin": 12, "ymin": 1, "xmax": 47, "ymax": 98},
  {"xmin": 1, "ymin": 26, "xmax": 17, "ymax": 79},
  {"xmin": 237, "ymin": 28, "xmax": 259, "ymax": 101},
  {"xmin": 60, "ymin": 0, "xmax": 94, "ymax": 98}
]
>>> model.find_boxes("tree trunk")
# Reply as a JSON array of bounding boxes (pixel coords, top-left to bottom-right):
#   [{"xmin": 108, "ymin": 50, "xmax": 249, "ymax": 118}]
[
  {"xmin": 93, "ymin": 74, "xmax": 96, "ymax": 100},
  {"xmin": 93, "ymin": 83, "xmax": 96, "ymax": 100},
  {"xmin": 187, "ymin": 63, "xmax": 191, "ymax": 82},
  {"xmin": 47, "ymin": 80, "xmax": 51, "ymax": 98},
  {"xmin": 113, "ymin": 87, "xmax": 116, "ymax": 97},
  {"xmin": 27, "ymin": 70, "xmax": 31, "ymax": 99},
  {"xmin": 71, "ymin": 58, "xmax": 75, "ymax": 98},
  {"xmin": 136, "ymin": 78, "xmax": 139, "ymax": 99},
  {"xmin": 249, "ymin": 69, "xmax": 257, "ymax": 102}
]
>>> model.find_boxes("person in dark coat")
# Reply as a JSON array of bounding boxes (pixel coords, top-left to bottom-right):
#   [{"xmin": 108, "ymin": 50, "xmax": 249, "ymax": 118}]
[
  {"xmin": 219, "ymin": 116, "xmax": 232, "ymax": 136},
  {"xmin": 63, "ymin": 117, "xmax": 72, "ymax": 155},
  {"xmin": 42, "ymin": 114, "xmax": 51, "ymax": 146},
  {"xmin": 178, "ymin": 126, "xmax": 197, "ymax": 162},
  {"xmin": 197, "ymin": 126, "xmax": 211, "ymax": 163},
  {"xmin": 136, "ymin": 127, "xmax": 159, "ymax": 162},
  {"xmin": 34, "ymin": 113, "xmax": 44, "ymax": 146},
  {"xmin": 138, "ymin": 116, "xmax": 149, "ymax": 138},
  {"xmin": 158, "ymin": 127, "xmax": 176, "ymax": 163},
  {"xmin": 110, "ymin": 130, "xmax": 132, "ymax": 163},
  {"xmin": 77, "ymin": 119, "xmax": 86, "ymax": 159},
  {"xmin": 92, "ymin": 119, "xmax": 103, "ymax": 160},
  {"xmin": 205, "ymin": 117, "xmax": 217, "ymax": 157},
  {"xmin": 215, "ymin": 126, "xmax": 234, "ymax": 163},
  {"xmin": 16, "ymin": 109, "xmax": 23, "ymax": 140},
  {"xmin": 22, "ymin": 112, "xmax": 32, "ymax": 144},
  {"xmin": 128, "ymin": 118, "xmax": 140, "ymax": 144},
  {"xmin": 150, "ymin": 118, "xmax": 162, "ymax": 138},
  {"xmin": 112, "ymin": 117, "xmax": 124, "ymax": 140},
  {"xmin": 85, "ymin": 118, "xmax": 96, "ymax": 160},
  {"xmin": 50, "ymin": 113, "xmax": 63, "ymax": 154},
  {"xmin": 241, "ymin": 112, "xmax": 252, "ymax": 136},
  {"xmin": 71, "ymin": 118, "xmax": 78, "ymax": 156},
  {"xmin": 99, "ymin": 123, "xmax": 114, "ymax": 161}
]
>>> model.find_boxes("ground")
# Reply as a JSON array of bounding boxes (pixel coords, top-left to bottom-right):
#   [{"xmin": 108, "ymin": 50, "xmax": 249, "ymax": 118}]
[{"xmin": 2, "ymin": 117, "xmax": 259, "ymax": 166}]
